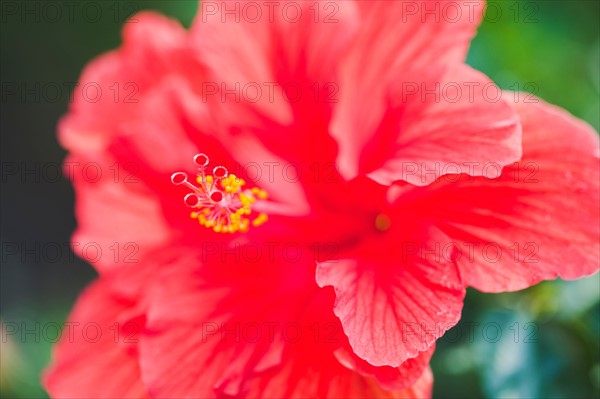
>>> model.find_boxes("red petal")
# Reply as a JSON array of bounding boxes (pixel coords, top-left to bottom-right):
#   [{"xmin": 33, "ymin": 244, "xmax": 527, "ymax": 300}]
[
  {"xmin": 43, "ymin": 281, "xmax": 147, "ymax": 399},
  {"xmin": 316, "ymin": 226, "xmax": 465, "ymax": 367},
  {"xmin": 245, "ymin": 349, "xmax": 434, "ymax": 399},
  {"xmin": 399, "ymin": 366, "xmax": 434, "ymax": 399},
  {"xmin": 351, "ymin": 0, "xmax": 483, "ymax": 74},
  {"xmin": 68, "ymin": 153, "xmax": 172, "ymax": 273},
  {"xmin": 139, "ymin": 246, "xmax": 432, "ymax": 398},
  {"xmin": 334, "ymin": 344, "xmax": 435, "ymax": 391},
  {"xmin": 332, "ymin": 1, "xmax": 487, "ymax": 180},
  {"xmin": 395, "ymin": 93, "xmax": 600, "ymax": 292},
  {"xmin": 60, "ymin": 12, "xmax": 194, "ymax": 154},
  {"xmin": 190, "ymin": 1, "xmax": 359, "ymax": 165},
  {"xmin": 139, "ymin": 253, "xmax": 302, "ymax": 398},
  {"xmin": 365, "ymin": 65, "xmax": 522, "ymax": 186}
]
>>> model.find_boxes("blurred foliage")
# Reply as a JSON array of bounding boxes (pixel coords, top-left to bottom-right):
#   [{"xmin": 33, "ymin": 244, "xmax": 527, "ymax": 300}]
[
  {"xmin": 1, "ymin": 1, "xmax": 598, "ymax": 398},
  {"xmin": 432, "ymin": 275, "xmax": 600, "ymax": 399},
  {"xmin": 468, "ymin": 0, "xmax": 600, "ymax": 131}
]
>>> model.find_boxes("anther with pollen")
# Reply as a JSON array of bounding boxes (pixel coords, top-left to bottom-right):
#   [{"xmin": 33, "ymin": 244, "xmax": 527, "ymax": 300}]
[{"xmin": 171, "ymin": 153, "xmax": 269, "ymax": 233}]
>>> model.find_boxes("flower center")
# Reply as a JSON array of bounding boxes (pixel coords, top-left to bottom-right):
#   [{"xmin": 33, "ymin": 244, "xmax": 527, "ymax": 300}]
[
  {"xmin": 171, "ymin": 153, "xmax": 269, "ymax": 233},
  {"xmin": 374, "ymin": 213, "xmax": 392, "ymax": 232}
]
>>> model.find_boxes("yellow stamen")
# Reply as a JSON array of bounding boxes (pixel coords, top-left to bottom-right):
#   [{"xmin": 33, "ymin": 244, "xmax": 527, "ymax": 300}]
[{"xmin": 171, "ymin": 154, "xmax": 270, "ymax": 234}]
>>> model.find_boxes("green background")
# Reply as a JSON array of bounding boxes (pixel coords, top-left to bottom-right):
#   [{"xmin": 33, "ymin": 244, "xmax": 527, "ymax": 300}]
[{"xmin": 1, "ymin": 1, "xmax": 598, "ymax": 398}]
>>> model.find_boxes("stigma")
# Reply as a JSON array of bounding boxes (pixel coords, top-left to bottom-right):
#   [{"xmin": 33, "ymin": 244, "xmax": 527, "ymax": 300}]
[{"xmin": 171, "ymin": 153, "xmax": 269, "ymax": 233}]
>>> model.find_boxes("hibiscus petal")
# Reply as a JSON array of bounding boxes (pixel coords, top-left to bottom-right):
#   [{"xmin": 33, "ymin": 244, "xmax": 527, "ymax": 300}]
[
  {"xmin": 395, "ymin": 93, "xmax": 600, "ymax": 292},
  {"xmin": 350, "ymin": 0, "xmax": 484, "ymax": 81},
  {"xmin": 139, "ymin": 244, "xmax": 431, "ymax": 398},
  {"xmin": 334, "ymin": 344, "xmax": 435, "ymax": 391},
  {"xmin": 190, "ymin": 0, "xmax": 359, "ymax": 165},
  {"xmin": 237, "ymin": 297, "xmax": 434, "ymax": 398},
  {"xmin": 43, "ymin": 281, "xmax": 147, "ymax": 399},
  {"xmin": 68, "ymin": 153, "xmax": 171, "ymax": 273},
  {"xmin": 246, "ymin": 348, "xmax": 433, "ymax": 399},
  {"xmin": 60, "ymin": 12, "xmax": 193, "ymax": 153},
  {"xmin": 399, "ymin": 366, "xmax": 433, "ymax": 399},
  {"xmin": 316, "ymin": 226, "xmax": 465, "ymax": 367},
  {"xmin": 332, "ymin": 0, "xmax": 490, "ymax": 180},
  {"xmin": 139, "ymin": 252, "xmax": 303, "ymax": 398},
  {"xmin": 365, "ymin": 65, "xmax": 522, "ymax": 186},
  {"xmin": 191, "ymin": 0, "xmax": 358, "ymax": 123}
]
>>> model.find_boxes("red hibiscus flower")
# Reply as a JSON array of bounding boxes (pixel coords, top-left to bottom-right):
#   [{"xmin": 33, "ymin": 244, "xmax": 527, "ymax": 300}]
[{"xmin": 44, "ymin": 1, "xmax": 599, "ymax": 398}]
